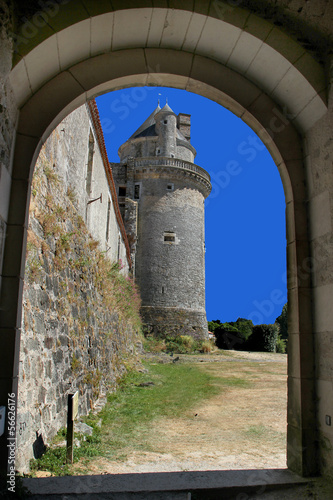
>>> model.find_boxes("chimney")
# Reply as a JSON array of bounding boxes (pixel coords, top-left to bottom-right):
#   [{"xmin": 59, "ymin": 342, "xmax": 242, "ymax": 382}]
[{"xmin": 177, "ymin": 113, "xmax": 191, "ymax": 142}]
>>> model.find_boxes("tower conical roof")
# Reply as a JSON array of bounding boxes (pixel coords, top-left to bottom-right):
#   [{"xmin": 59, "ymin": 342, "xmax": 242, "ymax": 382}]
[
  {"xmin": 129, "ymin": 104, "xmax": 161, "ymax": 140},
  {"xmin": 158, "ymin": 103, "xmax": 176, "ymax": 115},
  {"xmin": 122, "ymin": 102, "xmax": 192, "ymax": 153}
]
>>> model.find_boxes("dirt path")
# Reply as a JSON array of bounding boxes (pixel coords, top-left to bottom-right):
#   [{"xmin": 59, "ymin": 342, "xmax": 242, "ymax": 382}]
[{"xmin": 77, "ymin": 351, "xmax": 287, "ymax": 475}]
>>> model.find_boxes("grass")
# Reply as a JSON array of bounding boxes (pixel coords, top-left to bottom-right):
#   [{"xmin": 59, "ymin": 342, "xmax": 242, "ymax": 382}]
[
  {"xmin": 29, "ymin": 359, "xmax": 236, "ymax": 475},
  {"xmin": 96, "ymin": 362, "xmax": 225, "ymax": 457},
  {"xmin": 30, "ymin": 433, "xmax": 102, "ymax": 476},
  {"xmin": 245, "ymin": 424, "xmax": 267, "ymax": 438},
  {"xmin": 29, "ymin": 353, "xmax": 287, "ymax": 476}
]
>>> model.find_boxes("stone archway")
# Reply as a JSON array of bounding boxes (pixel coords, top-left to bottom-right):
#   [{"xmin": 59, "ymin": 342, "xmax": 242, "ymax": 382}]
[{"xmin": 1, "ymin": 2, "xmax": 330, "ymax": 478}]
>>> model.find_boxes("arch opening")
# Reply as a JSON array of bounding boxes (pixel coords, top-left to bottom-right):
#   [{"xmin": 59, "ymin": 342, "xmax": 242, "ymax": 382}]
[
  {"xmin": 11, "ymin": 75, "xmax": 303, "ymax": 473},
  {"xmin": 16, "ymin": 84, "xmax": 289, "ymax": 475}
]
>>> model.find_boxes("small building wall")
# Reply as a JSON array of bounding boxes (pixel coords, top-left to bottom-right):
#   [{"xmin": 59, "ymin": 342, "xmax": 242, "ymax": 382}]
[
  {"xmin": 42, "ymin": 105, "xmax": 129, "ymax": 273},
  {"xmin": 16, "ymin": 104, "xmax": 137, "ymax": 472}
]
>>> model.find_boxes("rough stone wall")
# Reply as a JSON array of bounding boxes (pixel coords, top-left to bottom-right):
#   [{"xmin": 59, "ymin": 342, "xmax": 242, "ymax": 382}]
[
  {"xmin": 16, "ymin": 107, "xmax": 141, "ymax": 472},
  {"xmin": 305, "ymin": 63, "xmax": 333, "ymax": 474},
  {"xmin": 141, "ymin": 306, "xmax": 208, "ymax": 341},
  {"xmin": 10, "ymin": 1, "xmax": 333, "ymax": 63},
  {"xmin": 111, "ymin": 162, "xmax": 127, "ymax": 187},
  {"xmin": 134, "ymin": 173, "xmax": 208, "ymax": 339},
  {"xmin": 136, "ymin": 183, "xmax": 206, "ymax": 312},
  {"xmin": 0, "ymin": 0, "xmax": 17, "ymax": 294},
  {"xmin": 118, "ymin": 135, "xmax": 195, "ymax": 164}
]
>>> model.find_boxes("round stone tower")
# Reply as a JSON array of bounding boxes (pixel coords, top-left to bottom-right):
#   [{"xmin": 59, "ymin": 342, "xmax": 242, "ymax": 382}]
[{"xmin": 115, "ymin": 103, "xmax": 211, "ymax": 340}]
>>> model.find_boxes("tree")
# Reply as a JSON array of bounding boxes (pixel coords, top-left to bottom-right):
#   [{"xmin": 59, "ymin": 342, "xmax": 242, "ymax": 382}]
[
  {"xmin": 214, "ymin": 322, "xmax": 248, "ymax": 350},
  {"xmin": 208, "ymin": 320, "xmax": 221, "ymax": 333},
  {"xmin": 275, "ymin": 303, "xmax": 288, "ymax": 340},
  {"xmin": 208, "ymin": 318, "xmax": 254, "ymax": 351},
  {"xmin": 247, "ymin": 324, "xmax": 280, "ymax": 352},
  {"xmin": 231, "ymin": 318, "xmax": 254, "ymax": 342}
]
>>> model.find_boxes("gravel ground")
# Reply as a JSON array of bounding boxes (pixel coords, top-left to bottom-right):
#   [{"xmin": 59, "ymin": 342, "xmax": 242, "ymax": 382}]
[
  {"xmin": 142, "ymin": 350, "xmax": 287, "ymax": 364},
  {"xmin": 70, "ymin": 350, "xmax": 288, "ymax": 476}
]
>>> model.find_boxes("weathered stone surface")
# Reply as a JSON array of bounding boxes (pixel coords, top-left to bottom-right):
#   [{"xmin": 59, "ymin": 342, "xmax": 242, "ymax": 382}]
[
  {"xmin": 113, "ymin": 105, "xmax": 211, "ymax": 339},
  {"xmin": 75, "ymin": 422, "xmax": 93, "ymax": 436},
  {"xmin": 16, "ymin": 106, "xmax": 141, "ymax": 473},
  {"xmin": 141, "ymin": 306, "xmax": 209, "ymax": 341},
  {"xmin": 0, "ymin": 216, "xmax": 5, "ymax": 291}
]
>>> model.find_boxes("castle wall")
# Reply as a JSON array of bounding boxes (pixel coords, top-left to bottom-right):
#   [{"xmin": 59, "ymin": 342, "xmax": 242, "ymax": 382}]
[
  {"xmin": 136, "ymin": 184, "xmax": 205, "ymax": 311},
  {"xmin": 16, "ymin": 105, "xmax": 139, "ymax": 472},
  {"xmin": 119, "ymin": 137, "xmax": 158, "ymax": 161},
  {"xmin": 141, "ymin": 306, "xmax": 208, "ymax": 341},
  {"xmin": 1, "ymin": 0, "xmax": 332, "ymax": 478},
  {"xmin": 134, "ymin": 171, "xmax": 208, "ymax": 339},
  {"xmin": 114, "ymin": 106, "xmax": 209, "ymax": 340},
  {"xmin": 118, "ymin": 137, "xmax": 195, "ymax": 163},
  {"xmin": 175, "ymin": 142, "xmax": 195, "ymax": 163}
]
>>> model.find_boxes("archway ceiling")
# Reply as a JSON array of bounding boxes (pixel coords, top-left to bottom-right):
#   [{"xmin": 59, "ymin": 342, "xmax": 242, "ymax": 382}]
[{"xmin": 9, "ymin": 7, "xmax": 327, "ymax": 134}]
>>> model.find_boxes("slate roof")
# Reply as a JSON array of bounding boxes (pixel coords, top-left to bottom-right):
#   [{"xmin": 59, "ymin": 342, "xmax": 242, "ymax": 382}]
[
  {"xmin": 158, "ymin": 103, "xmax": 176, "ymax": 114},
  {"xmin": 129, "ymin": 105, "xmax": 161, "ymax": 139},
  {"xmin": 128, "ymin": 103, "xmax": 188, "ymax": 142}
]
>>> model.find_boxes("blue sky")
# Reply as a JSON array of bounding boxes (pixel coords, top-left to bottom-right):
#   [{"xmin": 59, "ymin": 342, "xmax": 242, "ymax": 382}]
[{"xmin": 96, "ymin": 87, "xmax": 287, "ymax": 325}]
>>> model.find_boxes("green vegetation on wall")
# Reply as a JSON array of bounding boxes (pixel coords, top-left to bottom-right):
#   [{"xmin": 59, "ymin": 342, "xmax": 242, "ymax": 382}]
[
  {"xmin": 27, "ymin": 152, "xmax": 142, "ymax": 332},
  {"xmin": 23, "ymin": 149, "xmax": 143, "ymax": 427}
]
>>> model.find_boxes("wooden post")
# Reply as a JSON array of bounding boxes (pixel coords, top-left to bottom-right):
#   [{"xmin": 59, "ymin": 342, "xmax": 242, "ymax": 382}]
[{"xmin": 66, "ymin": 392, "xmax": 78, "ymax": 464}]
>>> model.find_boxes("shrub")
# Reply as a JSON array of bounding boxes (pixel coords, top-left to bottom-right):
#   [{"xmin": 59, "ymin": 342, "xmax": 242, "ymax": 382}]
[
  {"xmin": 275, "ymin": 335, "xmax": 286, "ymax": 354},
  {"xmin": 143, "ymin": 335, "xmax": 166, "ymax": 353},
  {"xmin": 247, "ymin": 324, "xmax": 280, "ymax": 352},
  {"xmin": 214, "ymin": 324, "xmax": 246, "ymax": 350},
  {"xmin": 231, "ymin": 318, "xmax": 254, "ymax": 342},
  {"xmin": 200, "ymin": 340, "xmax": 213, "ymax": 353},
  {"xmin": 275, "ymin": 303, "xmax": 288, "ymax": 339},
  {"xmin": 144, "ymin": 333, "xmax": 215, "ymax": 355},
  {"xmin": 164, "ymin": 335, "xmax": 192, "ymax": 354},
  {"xmin": 26, "ymin": 256, "xmax": 43, "ymax": 283}
]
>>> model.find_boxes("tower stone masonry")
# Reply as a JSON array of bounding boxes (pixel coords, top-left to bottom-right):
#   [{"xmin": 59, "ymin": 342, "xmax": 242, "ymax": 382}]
[{"xmin": 112, "ymin": 103, "xmax": 212, "ymax": 339}]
